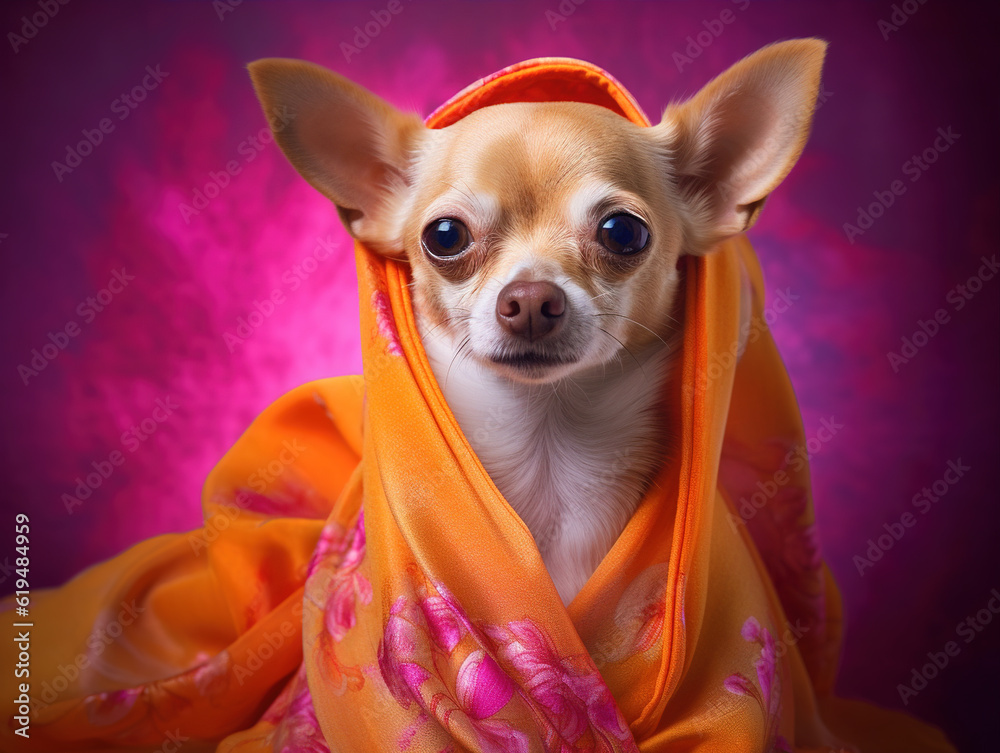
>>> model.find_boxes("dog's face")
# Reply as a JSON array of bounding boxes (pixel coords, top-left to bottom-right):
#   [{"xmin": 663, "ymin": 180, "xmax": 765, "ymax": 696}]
[
  {"xmin": 249, "ymin": 41, "xmax": 826, "ymax": 383},
  {"xmin": 401, "ymin": 102, "xmax": 688, "ymax": 383}
]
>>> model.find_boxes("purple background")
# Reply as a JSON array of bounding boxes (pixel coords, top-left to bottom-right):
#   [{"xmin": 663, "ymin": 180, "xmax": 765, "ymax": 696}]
[{"xmin": 2, "ymin": 1, "xmax": 997, "ymax": 749}]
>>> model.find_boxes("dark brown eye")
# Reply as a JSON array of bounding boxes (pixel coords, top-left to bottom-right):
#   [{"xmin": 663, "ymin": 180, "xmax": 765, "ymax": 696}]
[
  {"xmin": 598, "ymin": 213, "xmax": 650, "ymax": 255},
  {"xmin": 422, "ymin": 218, "xmax": 471, "ymax": 258}
]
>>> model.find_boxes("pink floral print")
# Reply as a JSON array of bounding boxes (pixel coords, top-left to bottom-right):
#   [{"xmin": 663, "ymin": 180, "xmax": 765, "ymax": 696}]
[
  {"xmin": 719, "ymin": 437, "xmax": 827, "ymax": 680},
  {"xmin": 262, "ymin": 666, "xmax": 330, "ymax": 753},
  {"xmin": 217, "ymin": 474, "xmax": 332, "ymax": 520},
  {"xmin": 377, "ymin": 577, "xmax": 636, "ymax": 752},
  {"xmin": 457, "ymin": 650, "xmax": 516, "ymax": 720},
  {"xmin": 487, "ymin": 619, "xmax": 635, "ymax": 752},
  {"xmin": 82, "ymin": 652, "xmax": 233, "ymax": 730},
  {"xmin": 378, "ymin": 588, "xmax": 529, "ymax": 751},
  {"xmin": 319, "ymin": 512, "xmax": 372, "ymax": 641},
  {"xmin": 310, "ymin": 511, "xmax": 371, "ymax": 693},
  {"xmin": 190, "ymin": 650, "xmax": 231, "ymax": 697},
  {"xmin": 372, "ymin": 290, "xmax": 403, "ymax": 356},
  {"xmin": 724, "ymin": 617, "xmax": 790, "ymax": 752},
  {"xmin": 589, "ymin": 563, "xmax": 671, "ymax": 665},
  {"xmin": 84, "ymin": 687, "xmax": 142, "ymax": 726}
]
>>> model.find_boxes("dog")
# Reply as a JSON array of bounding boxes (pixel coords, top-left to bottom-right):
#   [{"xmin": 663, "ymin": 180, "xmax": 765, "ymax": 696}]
[{"xmin": 248, "ymin": 39, "xmax": 826, "ymax": 605}]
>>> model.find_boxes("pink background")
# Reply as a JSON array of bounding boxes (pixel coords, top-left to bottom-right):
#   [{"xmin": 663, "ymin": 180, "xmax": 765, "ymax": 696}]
[{"xmin": 1, "ymin": 1, "xmax": 997, "ymax": 748}]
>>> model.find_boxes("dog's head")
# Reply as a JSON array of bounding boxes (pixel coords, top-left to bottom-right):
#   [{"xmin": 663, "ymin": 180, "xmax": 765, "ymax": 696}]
[{"xmin": 250, "ymin": 40, "xmax": 825, "ymax": 383}]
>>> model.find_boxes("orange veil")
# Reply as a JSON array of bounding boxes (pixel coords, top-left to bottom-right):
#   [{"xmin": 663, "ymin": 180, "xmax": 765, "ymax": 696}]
[{"xmin": 2, "ymin": 59, "xmax": 955, "ymax": 753}]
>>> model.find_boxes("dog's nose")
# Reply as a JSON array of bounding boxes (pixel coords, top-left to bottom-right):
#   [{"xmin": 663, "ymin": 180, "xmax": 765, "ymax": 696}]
[{"xmin": 496, "ymin": 281, "xmax": 566, "ymax": 341}]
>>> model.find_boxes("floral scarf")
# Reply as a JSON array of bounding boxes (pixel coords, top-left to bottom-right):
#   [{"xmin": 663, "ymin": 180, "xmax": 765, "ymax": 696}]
[{"xmin": 2, "ymin": 58, "xmax": 955, "ymax": 753}]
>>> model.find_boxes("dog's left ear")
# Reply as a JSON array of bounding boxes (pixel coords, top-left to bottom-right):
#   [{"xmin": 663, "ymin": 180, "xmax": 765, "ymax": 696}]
[{"xmin": 652, "ymin": 38, "xmax": 827, "ymax": 253}]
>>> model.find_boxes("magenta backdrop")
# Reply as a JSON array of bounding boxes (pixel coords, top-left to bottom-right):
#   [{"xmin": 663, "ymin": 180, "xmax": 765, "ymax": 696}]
[{"xmin": 2, "ymin": 1, "xmax": 998, "ymax": 748}]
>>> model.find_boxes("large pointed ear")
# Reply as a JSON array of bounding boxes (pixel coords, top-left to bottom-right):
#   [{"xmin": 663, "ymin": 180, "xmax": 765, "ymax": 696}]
[
  {"xmin": 652, "ymin": 39, "xmax": 827, "ymax": 253},
  {"xmin": 248, "ymin": 58, "xmax": 427, "ymax": 255}
]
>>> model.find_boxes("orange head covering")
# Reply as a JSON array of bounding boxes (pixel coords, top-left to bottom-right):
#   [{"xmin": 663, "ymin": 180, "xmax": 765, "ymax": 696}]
[{"xmin": 3, "ymin": 58, "xmax": 954, "ymax": 753}]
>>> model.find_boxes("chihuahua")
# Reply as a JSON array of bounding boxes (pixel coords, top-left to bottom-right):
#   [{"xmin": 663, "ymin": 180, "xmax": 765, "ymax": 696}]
[{"xmin": 248, "ymin": 39, "xmax": 826, "ymax": 604}]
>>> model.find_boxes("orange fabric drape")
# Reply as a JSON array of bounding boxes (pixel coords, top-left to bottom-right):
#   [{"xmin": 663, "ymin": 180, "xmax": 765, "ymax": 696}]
[{"xmin": 1, "ymin": 58, "xmax": 955, "ymax": 753}]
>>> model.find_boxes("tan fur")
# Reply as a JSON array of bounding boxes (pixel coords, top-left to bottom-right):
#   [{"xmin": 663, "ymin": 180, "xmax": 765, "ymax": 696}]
[
  {"xmin": 402, "ymin": 102, "xmax": 688, "ymax": 358},
  {"xmin": 249, "ymin": 40, "xmax": 827, "ymax": 602}
]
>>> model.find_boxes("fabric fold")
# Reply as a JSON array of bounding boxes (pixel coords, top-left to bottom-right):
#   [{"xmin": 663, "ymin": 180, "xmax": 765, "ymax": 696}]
[{"xmin": 1, "ymin": 58, "xmax": 955, "ymax": 753}]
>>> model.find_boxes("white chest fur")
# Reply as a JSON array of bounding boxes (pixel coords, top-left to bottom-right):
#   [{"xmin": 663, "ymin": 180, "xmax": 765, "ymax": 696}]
[{"xmin": 418, "ymin": 318, "xmax": 670, "ymax": 604}]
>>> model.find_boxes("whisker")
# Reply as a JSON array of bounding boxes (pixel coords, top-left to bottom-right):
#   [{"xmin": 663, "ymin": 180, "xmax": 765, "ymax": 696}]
[
  {"xmin": 444, "ymin": 181, "xmax": 476, "ymax": 206},
  {"xmin": 423, "ymin": 314, "xmax": 471, "ymax": 340},
  {"xmin": 445, "ymin": 335, "xmax": 472, "ymax": 389},
  {"xmin": 563, "ymin": 374, "xmax": 592, "ymax": 407},
  {"xmin": 597, "ymin": 327, "xmax": 645, "ymax": 378},
  {"xmin": 591, "ymin": 313, "xmax": 670, "ymax": 347},
  {"xmin": 417, "ymin": 306, "xmax": 472, "ymax": 339}
]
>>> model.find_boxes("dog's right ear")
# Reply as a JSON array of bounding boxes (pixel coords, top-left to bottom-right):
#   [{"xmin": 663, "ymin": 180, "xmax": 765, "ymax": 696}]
[{"xmin": 248, "ymin": 58, "xmax": 426, "ymax": 256}]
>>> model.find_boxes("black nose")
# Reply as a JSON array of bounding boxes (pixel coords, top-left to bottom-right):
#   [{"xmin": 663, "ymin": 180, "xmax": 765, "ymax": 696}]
[{"xmin": 496, "ymin": 281, "xmax": 566, "ymax": 341}]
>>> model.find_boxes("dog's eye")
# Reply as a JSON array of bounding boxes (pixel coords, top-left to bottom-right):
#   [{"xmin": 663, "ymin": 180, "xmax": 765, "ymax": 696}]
[
  {"xmin": 598, "ymin": 214, "xmax": 650, "ymax": 255},
  {"xmin": 422, "ymin": 218, "xmax": 471, "ymax": 258}
]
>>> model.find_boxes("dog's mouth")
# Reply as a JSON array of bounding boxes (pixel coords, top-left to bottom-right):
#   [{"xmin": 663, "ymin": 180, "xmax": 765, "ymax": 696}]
[
  {"xmin": 490, "ymin": 350, "xmax": 575, "ymax": 367},
  {"xmin": 486, "ymin": 347, "xmax": 580, "ymax": 380}
]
